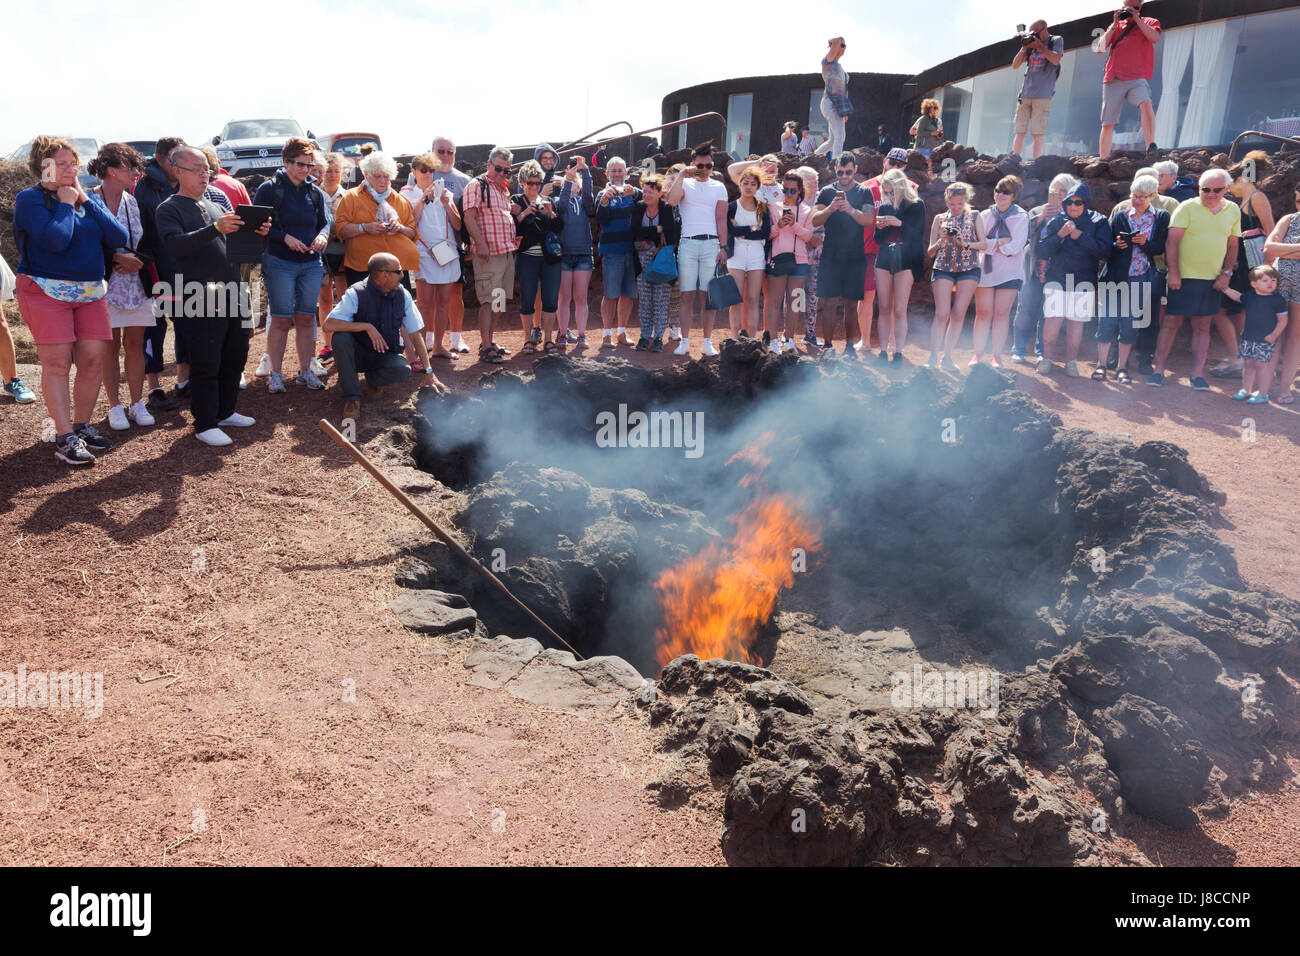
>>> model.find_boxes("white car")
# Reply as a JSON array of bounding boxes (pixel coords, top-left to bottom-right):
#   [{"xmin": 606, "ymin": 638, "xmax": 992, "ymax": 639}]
[{"xmin": 212, "ymin": 118, "xmax": 315, "ymax": 177}]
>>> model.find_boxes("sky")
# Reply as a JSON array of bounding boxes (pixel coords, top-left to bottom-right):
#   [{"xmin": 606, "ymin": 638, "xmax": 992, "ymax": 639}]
[{"xmin": 3, "ymin": 0, "xmax": 1118, "ymax": 158}]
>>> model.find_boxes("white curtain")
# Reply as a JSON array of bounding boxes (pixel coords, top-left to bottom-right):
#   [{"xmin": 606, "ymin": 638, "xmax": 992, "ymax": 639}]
[
  {"xmin": 1180, "ymin": 21, "xmax": 1232, "ymax": 146},
  {"xmin": 1153, "ymin": 26, "xmax": 1194, "ymax": 145}
]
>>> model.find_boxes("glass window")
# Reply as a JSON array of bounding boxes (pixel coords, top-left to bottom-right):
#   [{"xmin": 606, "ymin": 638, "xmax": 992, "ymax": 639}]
[
  {"xmin": 809, "ymin": 89, "xmax": 829, "ymax": 143},
  {"xmin": 677, "ymin": 103, "xmax": 689, "ymax": 150},
  {"xmin": 1222, "ymin": 9, "xmax": 1300, "ymax": 147},
  {"xmin": 727, "ymin": 93, "xmax": 753, "ymax": 159}
]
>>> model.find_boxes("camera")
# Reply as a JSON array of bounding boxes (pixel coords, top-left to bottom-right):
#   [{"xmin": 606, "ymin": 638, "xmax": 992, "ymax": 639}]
[
  {"xmin": 945, "ymin": 225, "xmax": 961, "ymax": 237},
  {"xmin": 1118, "ymin": 8, "xmax": 1132, "ymax": 20},
  {"xmin": 567, "ymin": 157, "xmax": 578, "ymax": 168},
  {"xmin": 1020, "ymin": 32, "xmax": 1037, "ymax": 46}
]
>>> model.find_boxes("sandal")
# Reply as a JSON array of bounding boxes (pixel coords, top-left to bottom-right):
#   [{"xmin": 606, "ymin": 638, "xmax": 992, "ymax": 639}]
[
  {"xmin": 522, "ymin": 341, "xmax": 537, "ymax": 354},
  {"xmin": 543, "ymin": 342, "xmax": 558, "ymax": 353},
  {"xmin": 1091, "ymin": 368, "xmax": 1107, "ymax": 381},
  {"xmin": 479, "ymin": 346, "xmax": 505, "ymax": 364},
  {"xmin": 1116, "ymin": 370, "xmax": 1132, "ymax": 385},
  {"xmin": 1274, "ymin": 391, "xmax": 1295, "ymax": 405}
]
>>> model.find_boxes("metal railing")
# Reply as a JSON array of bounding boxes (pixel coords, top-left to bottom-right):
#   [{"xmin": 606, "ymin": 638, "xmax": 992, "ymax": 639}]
[
  {"xmin": 501, "ymin": 112, "xmax": 727, "ymax": 173},
  {"xmin": 1228, "ymin": 130, "xmax": 1300, "ymax": 162}
]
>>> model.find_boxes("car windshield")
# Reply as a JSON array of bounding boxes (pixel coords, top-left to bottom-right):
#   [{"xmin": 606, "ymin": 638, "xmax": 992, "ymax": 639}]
[
  {"xmin": 222, "ymin": 119, "xmax": 303, "ymax": 141},
  {"xmin": 332, "ymin": 137, "xmax": 381, "ymax": 156},
  {"xmin": 72, "ymin": 139, "xmax": 99, "ymax": 158}
]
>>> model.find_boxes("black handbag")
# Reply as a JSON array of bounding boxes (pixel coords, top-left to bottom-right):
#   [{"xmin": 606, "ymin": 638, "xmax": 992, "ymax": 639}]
[
  {"xmin": 770, "ymin": 252, "xmax": 799, "ymax": 276},
  {"xmin": 706, "ymin": 262, "xmax": 743, "ymax": 311}
]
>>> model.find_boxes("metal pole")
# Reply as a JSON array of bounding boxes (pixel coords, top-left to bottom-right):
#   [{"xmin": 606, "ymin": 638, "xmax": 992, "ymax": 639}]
[{"xmin": 317, "ymin": 419, "xmax": 583, "ymax": 659}]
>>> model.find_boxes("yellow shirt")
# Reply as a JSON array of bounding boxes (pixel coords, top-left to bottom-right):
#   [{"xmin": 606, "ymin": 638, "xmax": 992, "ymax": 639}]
[
  {"xmin": 333, "ymin": 185, "xmax": 420, "ymax": 272},
  {"xmin": 1170, "ymin": 199, "xmax": 1241, "ymax": 281}
]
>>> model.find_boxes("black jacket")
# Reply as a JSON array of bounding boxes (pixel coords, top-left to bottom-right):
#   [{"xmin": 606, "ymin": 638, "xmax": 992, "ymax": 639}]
[
  {"xmin": 1103, "ymin": 206, "xmax": 1169, "ymax": 280},
  {"xmin": 628, "ymin": 201, "xmax": 680, "ymax": 249},
  {"xmin": 511, "ymin": 194, "xmax": 564, "ymax": 254},
  {"xmin": 725, "ymin": 198, "xmax": 772, "ymax": 257},
  {"xmin": 875, "ymin": 198, "xmax": 927, "ymax": 278}
]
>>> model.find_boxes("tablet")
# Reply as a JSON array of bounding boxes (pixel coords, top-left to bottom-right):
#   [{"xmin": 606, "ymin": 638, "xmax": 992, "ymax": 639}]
[{"xmin": 235, "ymin": 204, "xmax": 274, "ymax": 232}]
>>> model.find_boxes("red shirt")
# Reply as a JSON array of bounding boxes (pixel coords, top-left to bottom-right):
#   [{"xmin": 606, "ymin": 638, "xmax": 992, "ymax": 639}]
[
  {"xmin": 1104, "ymin": 17, "xmax": 1161, "ymax": 84},
  {"xmin": 210, "ymin": 172, "xmax": 251, "ymax": 209}
]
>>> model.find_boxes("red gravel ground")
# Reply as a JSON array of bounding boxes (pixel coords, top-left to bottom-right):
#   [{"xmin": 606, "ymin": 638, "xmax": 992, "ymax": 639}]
[{"xmin": 1, "ymin": 313, "xmax": 1296, "ymax": 866}]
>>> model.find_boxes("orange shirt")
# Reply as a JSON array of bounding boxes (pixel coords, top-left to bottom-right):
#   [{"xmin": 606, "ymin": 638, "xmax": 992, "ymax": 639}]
[{"xmin": 333, "ymin": 185, "xmax": 419, "ymax": 271}]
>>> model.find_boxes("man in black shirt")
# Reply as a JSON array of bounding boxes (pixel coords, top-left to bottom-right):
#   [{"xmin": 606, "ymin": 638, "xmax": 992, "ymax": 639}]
[
  {"xmin": 811, "ymin": 153, "xmax": 875, "ymax": 355},
  {"xmin": 158, "ymin": 146, "xmax": 269, "ymax": 446}
]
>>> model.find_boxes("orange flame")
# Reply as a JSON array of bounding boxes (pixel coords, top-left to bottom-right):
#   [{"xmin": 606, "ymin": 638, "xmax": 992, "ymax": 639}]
[{"xmin": 653, "ymin": 432, "xmax": 821, "ymax": 667}]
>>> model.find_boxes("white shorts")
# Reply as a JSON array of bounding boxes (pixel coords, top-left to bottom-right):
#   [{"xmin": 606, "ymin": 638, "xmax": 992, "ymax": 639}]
[
  {"xmin": 678, "ymin": 236, "xmax": 720, "ymax": 292},
  {"xmin": 1044, "ymin": 286, "xmax": 1096, "ymax": 322},
  {"xmin": 729, "ymin": 238, "xmax": 766, "ymax": 272}
]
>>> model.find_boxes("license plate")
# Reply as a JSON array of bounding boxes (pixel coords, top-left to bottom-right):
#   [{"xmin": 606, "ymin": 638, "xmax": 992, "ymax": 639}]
[{"xmin": 247, "ymin": 157, "xmax": 281, "ymax": 168}]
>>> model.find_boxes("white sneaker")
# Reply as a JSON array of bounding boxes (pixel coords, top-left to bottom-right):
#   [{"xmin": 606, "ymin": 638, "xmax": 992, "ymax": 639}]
[
  {"xmin": 107, "ymin": 404, "xmax": 130, "ymax": 431},
  {"xmin": 308, "ymin": 357, "xmax": 328, "ymax": 378},
  {"xmin": 701, "ymin": 339, "xmax": 718, "ymax": 357},
  {"xmin": 239, "ymin": 372, "xmax": 248, "ymax": 389},
  {"xmin": 255, "ymin": 353, "xmax": 272, "ymax": 377},
  {"xmin": 217, "ymin": 412, "xmax": 256, "ymax": 428},
  {"xmin": 267, "ymin": 370, "xmax": 286, "ymax": 394},
  {"xmin": 673, "ymin": 338, "xmax": 691, "ymax": 356},
  {"xmin": 669, "ymin": 326, "xmax": 683, "ymax": 341},
  {"xmin": 127, "ymin": 399, "xmax": 155, "ymax": 426},
  {"xmin": 195, "ymin": 427, "xmax": 232, "ymax": 446}
]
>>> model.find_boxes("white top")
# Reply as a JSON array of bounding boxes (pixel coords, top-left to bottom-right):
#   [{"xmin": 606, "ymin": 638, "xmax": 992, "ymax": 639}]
[
  {"xmin": 678, "ymin": 176, "xmax": 729, "ymax": 237},
  {"xmin": 328, "ymin": 284, "xmax": 423, "ymax": 335},
  {"xmin": 733, "ymin": 204, "xmax": 759, "ymax": 228},
  {"xmin": 400, "ymin": 184, "xmax": 456, "ymax": 249}
]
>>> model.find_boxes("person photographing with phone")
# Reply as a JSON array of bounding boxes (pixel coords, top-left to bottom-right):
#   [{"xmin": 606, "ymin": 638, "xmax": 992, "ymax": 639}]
[
  {"xmin": 1096, "ymin": 0, "xmax": 1161, "ymax": 157},
  {"xmin": 664, "ymin": 145, "xmax": 729, "ymax": 357},
  {"xmin": 401, "ymin": 152, "xmax": 463, "ymax": 363},
  {"xmin": 595, "ymin": 157, "xmax": 642, "ymax": 349}
]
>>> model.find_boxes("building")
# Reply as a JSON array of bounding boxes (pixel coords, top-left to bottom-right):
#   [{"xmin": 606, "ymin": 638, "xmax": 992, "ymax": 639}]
[{"xmin": 663, "ymin": 0, "xmax": 1300, "ymax": 158}]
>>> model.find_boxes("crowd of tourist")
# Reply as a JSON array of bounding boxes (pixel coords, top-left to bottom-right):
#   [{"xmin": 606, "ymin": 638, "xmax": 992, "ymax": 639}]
[{"xmin": 4, "ymin": 127, "xmax": 1300, "ymax": 467}]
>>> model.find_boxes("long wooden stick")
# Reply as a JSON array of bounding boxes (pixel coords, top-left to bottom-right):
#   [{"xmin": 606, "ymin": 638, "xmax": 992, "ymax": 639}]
[{"xmin": 317, "ymin": 419, "xmax": 583, "ymax": 659}]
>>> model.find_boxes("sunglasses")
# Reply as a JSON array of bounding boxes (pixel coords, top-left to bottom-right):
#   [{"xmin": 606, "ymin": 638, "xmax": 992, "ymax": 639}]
[
  {"xmin": 492, "ymin": 165, "xmax": 509, "ymax": 175},
  {"xmin": 288, "ymin": 159, "xmax": 315, "ymax": 169},
  {"xmin": 695, "ymin": 163, "xmax": 713, "ymax": 169},
  {"xmin": 783, "ymin": 186, "xmax": 800, "ymax": 194},
  {"xmin": 435, "ymin": 149, "xmax": 455, "ymax": 155},
  {"xmin": 523, "ymin": 180, "xmax": 541, "ymax": 186},
  {"xmin": 1064, "ymin": 198, "xmax": 1085, "ymax": 205},
  {"xmin": 1201, "ymin": 186, "xmax": 1225, "ymax": 193},
  {"xmin": 995, "ymin": 188, "xmax": 1015, "ymax": 195},
  {"xmin": 837, "ymin": 169, "xmax": 856, "ymax": 175}
]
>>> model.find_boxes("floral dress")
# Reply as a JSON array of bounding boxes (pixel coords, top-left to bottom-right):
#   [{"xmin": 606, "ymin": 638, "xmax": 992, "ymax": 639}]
[
  {"xmin": 1278, "ymin": 215, "xmax": 1300, "ymax": 305},
  {"xmin": 104, "ymin": 191, "xmax": 149, "ymax": 313}
]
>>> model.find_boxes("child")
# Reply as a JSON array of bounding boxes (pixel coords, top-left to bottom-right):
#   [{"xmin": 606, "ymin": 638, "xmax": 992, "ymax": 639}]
[{"xmin": 1222, "ymin": 264, "xmax": 1289, "ymax": 404}]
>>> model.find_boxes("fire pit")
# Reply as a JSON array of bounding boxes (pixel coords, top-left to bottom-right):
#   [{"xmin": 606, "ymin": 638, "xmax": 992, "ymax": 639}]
[{"xmin": 406, "ymin": 340, "xmax": 1300, "ymax": 865}]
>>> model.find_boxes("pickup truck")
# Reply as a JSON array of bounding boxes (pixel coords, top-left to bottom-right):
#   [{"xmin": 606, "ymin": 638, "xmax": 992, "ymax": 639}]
[{"xmin": 212, "ymin": 118, "xmax": 316, "ymax": 177}]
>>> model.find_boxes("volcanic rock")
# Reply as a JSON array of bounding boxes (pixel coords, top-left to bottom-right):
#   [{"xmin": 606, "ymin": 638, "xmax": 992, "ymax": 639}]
[{"xmin": 390, "ymin": 590, "xmax": 478, "ymax": 635}]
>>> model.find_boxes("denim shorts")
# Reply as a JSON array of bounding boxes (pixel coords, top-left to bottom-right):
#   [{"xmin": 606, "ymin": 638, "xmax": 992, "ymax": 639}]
[
  {"xmin": 677, "ymin": 236, "xmax": 719, "ymax": 292},
  {"xmin": 601, "ymin": 250, "xmax": 639, "ymax": 299},
  {"xmin": 932, "ymin": 267, "xmax": 981, "ymax": 284},
  {"xmin": 263, "ymin": 253, "xmax": 324, "ymax": 317},
  {"xmin": 561, "ymin": 253, "xmax": 593, "ymax": 272}
]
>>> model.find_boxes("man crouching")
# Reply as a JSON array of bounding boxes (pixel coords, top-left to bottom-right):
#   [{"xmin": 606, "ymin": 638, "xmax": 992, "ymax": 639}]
[{"xmin": 323, "ymin": 252, "xmax": 448, "ymax": 420}]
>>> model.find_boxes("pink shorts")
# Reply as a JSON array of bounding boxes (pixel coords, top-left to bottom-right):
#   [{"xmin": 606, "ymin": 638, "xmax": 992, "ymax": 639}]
[{"xmin": 14, "ymin": 275, "xmax": 112, "ymax": 346}]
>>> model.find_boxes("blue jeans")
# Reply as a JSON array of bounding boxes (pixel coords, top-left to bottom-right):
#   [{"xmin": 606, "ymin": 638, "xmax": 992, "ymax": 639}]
[
  {"xmin": 262, "ymin": 253, "xmax": 324, "ymax": 317},
  {"xmin": 517, "ymin": 253, "xmax": 561, "ymax": 314},
  {"xmin": 1013, "ymin": 276, "xmax": 1046, "ymax": 357}
]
